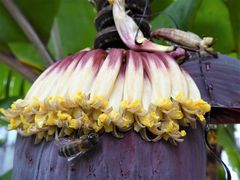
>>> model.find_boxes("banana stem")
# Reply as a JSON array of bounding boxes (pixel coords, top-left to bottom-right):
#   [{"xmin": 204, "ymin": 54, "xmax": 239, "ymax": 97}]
[
  {"xmin": 1, "ymin": 0, "xmax": 55, "ymax": 66},
  {"xmin": 0, "ymin": 53, "xmax": 38, "ymax": 83}
]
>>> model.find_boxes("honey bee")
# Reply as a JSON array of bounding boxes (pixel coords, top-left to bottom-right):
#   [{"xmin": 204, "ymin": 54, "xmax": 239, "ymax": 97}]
[{"xmin": 58, "ymin": 133, "xmax": 99, "ymax": 162}]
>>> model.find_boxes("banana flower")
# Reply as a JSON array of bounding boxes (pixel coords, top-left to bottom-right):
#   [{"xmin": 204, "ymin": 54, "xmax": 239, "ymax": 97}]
[{"xmin": 0, "ymin": 0, "xmax": 210, "ymax": 144}]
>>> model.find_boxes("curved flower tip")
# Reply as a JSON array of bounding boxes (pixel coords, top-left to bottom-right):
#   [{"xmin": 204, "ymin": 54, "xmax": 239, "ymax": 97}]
[
  {"xmin": 1, "ymin": 48, "xmax": 210, "ymax": 144},
  {"xmin": 112, "ymin": 0, "xmax": 173, "ymax": 52},
  {"xmin": 168, "ymin": 47, "xmax": 187, "ymax": 63}
]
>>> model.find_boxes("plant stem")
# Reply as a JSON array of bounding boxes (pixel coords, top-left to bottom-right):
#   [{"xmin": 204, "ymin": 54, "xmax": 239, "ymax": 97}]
[
  {"xmin": 0, "ymin": 53, "xmax": 38, "ymax": 83},
  {"xmin": 51, "ymin": 21, "xmax": 63, "ymax": 59},
  {"xmin": 1, "ymin": 0, "xmax": 55, "ymax": 66}
]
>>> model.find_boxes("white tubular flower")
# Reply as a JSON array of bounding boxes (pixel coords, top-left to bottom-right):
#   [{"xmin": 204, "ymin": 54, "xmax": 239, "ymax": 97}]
[
  {"xmin": 0, "ymin": 48, "xmax": 210, "ymax": 143},
  {"xmin": 0, "ymin": 0, "xmax": 211, "ymax": 144}
]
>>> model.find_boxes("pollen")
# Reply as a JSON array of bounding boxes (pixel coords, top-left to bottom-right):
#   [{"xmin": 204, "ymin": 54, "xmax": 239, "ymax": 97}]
[{"xmin": 108, "ymin": 0, "xmax": 115, "ymax": 5}]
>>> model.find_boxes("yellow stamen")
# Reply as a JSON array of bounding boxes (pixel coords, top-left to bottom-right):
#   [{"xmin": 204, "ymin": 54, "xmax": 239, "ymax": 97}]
[
  {"xmin": 180, "ymin": 130, "xmax": 186, "ymax": 137},
  {"xmin": 108, "ymin": 0, "xmax": 115, "ymax": 5}
]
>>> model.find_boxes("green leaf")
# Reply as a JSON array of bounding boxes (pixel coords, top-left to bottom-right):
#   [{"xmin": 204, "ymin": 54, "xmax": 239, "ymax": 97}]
[
  {"xmin": 225, "ymin": 0, "xmax": 240, "ymax": 57},
  {"xmin": 217, "ymin": 126, "xmax": 240, "ymax": 177},
  {"xmin": 0, "ymin": 64, "xmax": 30, "ymax": 102},
  {"xmin": 0, "ymin": 97, "xmax": 20, "ymax": 109},
  {"xmin": 151, "ymin": 13, "xmax": 179, "ymax": 29},
  {"xmin": 0, "ymin": 0, "xmax": 60, "ymax": 43},
  {"xmin": 0, "ymin": 118, "xmax": 8, "ymax": 125},
  {"xmin": 0, "ymin": 43, "xmax": 11, "ymax": 54},
  {"xmin": 191, "ymin": 0, "xmax": 234, "ymax": 54},
  {"xmin": 217, "ymin": 165, "xmax": 226, "ymax": 180},
  {"xmin": 0, "ymin": 118, "xmax": 8, "ymax": 126},
  {"xmin": 0, "ymin": 96, "xmax": 19, "ymax": 126},
  {"xmin": 0, "ymin": 170, "xmax": 12, "ymax": 180},
  {"xmin": 151, "ymin": 0, "xmax": 174, "ymax": 18},
  {"xmin": 0, "ymin": 65, "xmax": 9, "ymax": 99},
  {"xmin": 55, "ymin": 0, "xmax": 96, "ymax": 56},
  {"xmin": 151, "ymin": 0, "xmax": 202, "ymax": 30},
  {"xmin": 0, "ymin": 64, "xmax": 29, "ymax": 125},
  {"xmin": 8, "ymin": 42, "xmax": 46, "ymax": 68},
  {"xmin": 0, "ymin": 4, "xmax": 25, "ymax": 43},
  {"xmin": 228, "ymin": 52, "xmax": 239, "ymax": 59}
]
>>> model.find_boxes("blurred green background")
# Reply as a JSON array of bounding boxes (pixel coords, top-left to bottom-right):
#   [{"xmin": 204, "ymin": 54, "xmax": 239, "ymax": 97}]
[{"xmin": 0, "ymin": 0, "xmax": 239, "ymax": 179}]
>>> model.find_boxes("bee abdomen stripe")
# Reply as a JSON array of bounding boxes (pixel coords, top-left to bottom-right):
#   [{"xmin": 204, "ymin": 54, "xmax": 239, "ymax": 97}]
[
  {"xmin": 59, "ymin": 147, "xmax": 68, "ymax": 157},
  {"xmin": 68, "ymin": 145, "xmax": 78, "ymax": 156}
]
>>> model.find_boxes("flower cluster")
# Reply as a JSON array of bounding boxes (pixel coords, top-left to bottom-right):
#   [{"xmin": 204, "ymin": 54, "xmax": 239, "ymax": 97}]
[{"xmin": 1, "ymin": 49, "xmax": 210, "ymax": 144}]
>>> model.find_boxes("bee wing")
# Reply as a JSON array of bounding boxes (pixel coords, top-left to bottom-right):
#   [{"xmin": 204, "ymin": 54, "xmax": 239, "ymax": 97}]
[
  {"xmin": 54, "ymin": 138, "xmax": 72, "ymax": 147},
  {"xmin": 74, "ymin": 129, "xmax": 84, "ymax": 139},
  {"xmin": 67, "ymin": 152, "xmax": 84, "ymax": 166}
]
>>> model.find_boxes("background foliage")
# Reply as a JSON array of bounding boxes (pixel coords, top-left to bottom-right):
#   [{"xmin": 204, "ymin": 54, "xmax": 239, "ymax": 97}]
[{"xmin": 0, "ymin": 0, "xmax": 239, "ymax": 179}]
